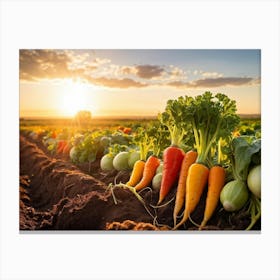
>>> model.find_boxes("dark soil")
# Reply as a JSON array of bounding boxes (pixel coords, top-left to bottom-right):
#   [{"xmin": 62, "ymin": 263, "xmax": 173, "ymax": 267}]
[{"xmin": 19, "ymin": 134, "xmax": 261, "ymax": 231}]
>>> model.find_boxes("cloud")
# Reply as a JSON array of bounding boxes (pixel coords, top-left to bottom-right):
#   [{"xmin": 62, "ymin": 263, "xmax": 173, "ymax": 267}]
[
  {"xmin": 135, "ymin": 65, "xmax": 165, "ymax": 79},
  {"xmin": 19, "ymin": 50, "xmax": 146, "ymax": 89},
  {"xmin": 20, "ymin": 49, "xmax": 107, "ymax": 82},
  {"xmin": 169, "ymin": 66, "xmax": 186, "ymax": 78},
  {"xmin": 253, "ymin": 77, "xmax": 261, "ymax": 84},
  {"xmin": 167, "ymin": 77, "xmax": 260, "ymax": 89},
  {"xmin": 120, "ymin": 66, "xmax": 137, "ymax": 75},
  {"xmin": 86, "ymin": 76, "xmax": 146, "ymax": 88},
  {"xmin": 20, "ymin": 49, "xmax": 73, "ymax": 81},
  {"xmin": 119, "ymin": 64, "xmax": 166, "ymax": 79},
  {"xmin": 166, "ymin": 80, "xmax": 187, "ymax": 88},
  {"xmin": 201, "ymin": 71, "xmax": 223, "ymax": 78},
  {"xmin": 67, "ymin": 51, "xmax": 98, "ymax": 73},
  {"xmin": 94, "ymin": 57, "xmax": 111, "ymax": 65}
]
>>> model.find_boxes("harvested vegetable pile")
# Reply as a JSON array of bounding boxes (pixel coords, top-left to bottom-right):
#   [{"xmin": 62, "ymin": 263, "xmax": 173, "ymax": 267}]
[{"xmin": 20, "ymin": 92, "xmax": 261, "ymax": 231}]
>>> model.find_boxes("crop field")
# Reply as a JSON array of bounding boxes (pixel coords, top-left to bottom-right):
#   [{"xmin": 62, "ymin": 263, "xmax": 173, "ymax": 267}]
[{"xmin": 19, "ymin": 94, "xmax": 261, "ymax": 231}]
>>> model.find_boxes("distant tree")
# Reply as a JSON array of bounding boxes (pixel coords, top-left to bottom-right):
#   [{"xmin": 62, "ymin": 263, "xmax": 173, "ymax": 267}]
[{"xmin": 74, "ymin": 110, "xmax": 92, "ymax": 127}]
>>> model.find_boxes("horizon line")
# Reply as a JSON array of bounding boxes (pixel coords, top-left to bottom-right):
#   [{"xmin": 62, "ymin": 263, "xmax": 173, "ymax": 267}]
[{"xmin": 20, "ymin": 113, "xmax": 261, "ymax": 120}]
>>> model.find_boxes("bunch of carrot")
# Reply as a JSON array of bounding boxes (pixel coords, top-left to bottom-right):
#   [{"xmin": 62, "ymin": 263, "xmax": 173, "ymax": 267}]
[
  {"xmin": 157, "ymin": 92, "xmax": 240, "ymax": 230},
  {"xmin": 173, "ymin": 162, "xmax": 226, "ymax": 229},
  {"xmin": 126, "ymin": 126, "xmax": 162, "ymax": 191},
  {"xmin": 124, "ymin": 93, "xmax": 240, "ymax": 230}
]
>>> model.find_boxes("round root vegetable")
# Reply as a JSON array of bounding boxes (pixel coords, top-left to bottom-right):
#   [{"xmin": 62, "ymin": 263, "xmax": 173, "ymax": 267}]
[
  {"xmin": 156, "ymin": 162, "xmax": 163, "ymax": 174},
  {"xmin": 158, "ymin": 146, "xmax": 185, "ymax": 205},
  {"xmin": 135, "ymin": 155, "xmax": 160, "ymax": 191},
  {"xmin": 220, "ymin": 180, "xmax": 249, "ymax": 212},
  {"xmin": 152, "ymin": 173, "xmax": 162, "ymax": 191},
  {"xmin": 113, "ymin": 151, "xmax": 130, "ymax": 171},
  {"xmin": 247, "ymin": 165, "xmax": 261, "ymax": 198},
  {"xmin": 128, "ymin": 151, "xmax": 141, "ymax": 169},
  {"xmin": 100, "ymin": 154, "xmax": 114, "ymax": 171},
  {"xmin": 199, "ymin": 165, "xmax": 225, "ymax": 230},
  {"xmin": 126, "ymin": 160, "xmax": 146, "ymax": 187},
  {"xmin": 173, "ymin": 150, "xmax": 198, "ymax": 227},
  {"xmin": 174, "ymin": 163, "xmax": 209, "ymax": 230}
]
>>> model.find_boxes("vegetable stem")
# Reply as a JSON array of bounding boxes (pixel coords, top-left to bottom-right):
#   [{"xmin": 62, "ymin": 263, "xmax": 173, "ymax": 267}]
[{"xmin": 246, "ymin": 195, "xmax": 261, "ymax": 230}]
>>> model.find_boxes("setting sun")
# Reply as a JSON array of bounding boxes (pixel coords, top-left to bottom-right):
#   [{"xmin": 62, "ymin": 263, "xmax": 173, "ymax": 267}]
[
  {"xmin": 61, "ymin": 92, "xmax": 86, "ymax": 117},
  {"xmin": 60, "ymin": 79, "xmax": 98, "ymax": 117}
]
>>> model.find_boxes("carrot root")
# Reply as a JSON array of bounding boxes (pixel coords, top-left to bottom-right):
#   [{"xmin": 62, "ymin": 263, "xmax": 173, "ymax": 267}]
[
  {"xmin": 199, "ymin": 165, "xmax": 225, "ymax": 229},
  {"xmin": 126, "ymin": 160, "xmax": 145, "ymax": 187},
  {"xmin": 134, "ymin": 156, "xmax": 160, "ymax": 191},
  {"xmin": 173, "ymin": 163, "xmax": 209, "ymax": 230},
  {"xmin": 158, "ymin": 146, "xmax": 185, "ymax": 205},
  {"xmin": 173, "ymin": 150, "xmax": 198, "ymax": 227}
]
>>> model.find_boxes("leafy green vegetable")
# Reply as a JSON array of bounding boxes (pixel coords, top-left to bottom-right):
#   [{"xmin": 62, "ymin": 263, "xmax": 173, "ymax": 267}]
[
  {"xmin": 110, "ymin": 132, "xmax": 132, "ymax": 146},
  {"xmin": 230, "ymin": 137, "xmax": 261, "ymax": 181},
  {"xmin": 108, "ymin": 143, "xmax": 130, "ymax": 157},
  {"xmin": 180, "ymin": 92, "xmax": 240, "ymax": 164}
]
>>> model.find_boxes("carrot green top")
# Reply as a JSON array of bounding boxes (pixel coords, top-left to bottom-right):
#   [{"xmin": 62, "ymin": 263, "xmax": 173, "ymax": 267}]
[
  {"xmin": 158, "ymin": 98, "xmax": 191, "ymax": 148},
  {"xmin": 182, "ymin": 92, "xmax": 240, "ymax": 164},
  {"xmin": 133, "ymin": 123, "xmax": 170, "ymax": 160}
]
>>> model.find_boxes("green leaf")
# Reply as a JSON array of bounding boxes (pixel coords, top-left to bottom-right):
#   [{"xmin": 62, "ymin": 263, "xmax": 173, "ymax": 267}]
[
  {"xmin": 232, "ymin": 137, "xmax": 261, "ymax": 181},
  {"xmin": 88, "ymin": 152, "xmax": 96, "ymax": 163}
]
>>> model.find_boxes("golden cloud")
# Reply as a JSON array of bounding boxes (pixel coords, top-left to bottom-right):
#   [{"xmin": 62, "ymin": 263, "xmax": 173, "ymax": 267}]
[
  {"xmin": 167, "ymin": 77, "xmax": 260, "ymax": 89},
  {"xmin": 86, "ymin": 76, "xmax": 147, "ymax": 88},
  {"xmin": 135, "ymin": 64, "xmax": 165, "ymax": 79},
  {"xmin": 20, "ymin": 49, "xmax": 72, "ymax": 81}
]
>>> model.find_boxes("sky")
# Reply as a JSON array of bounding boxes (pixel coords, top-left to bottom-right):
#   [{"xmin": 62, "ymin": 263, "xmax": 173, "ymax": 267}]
[{"xmin": 19, "ymin": 49, "xmax": 261, "ymax": 118}]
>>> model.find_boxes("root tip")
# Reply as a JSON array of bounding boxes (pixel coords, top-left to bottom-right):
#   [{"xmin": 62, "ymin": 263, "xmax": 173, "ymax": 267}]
[{"xmin": 199, "ymin": 220, "xmax": 207, "ymax": 230}]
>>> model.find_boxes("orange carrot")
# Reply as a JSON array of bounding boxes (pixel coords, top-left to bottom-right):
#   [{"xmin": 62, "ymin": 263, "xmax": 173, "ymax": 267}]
[
  {"xmin": 57, "ymin": 140, "xmax": 67, "ymax": 154},
  {"xmin": 126, "ymin": 160, "xmax": 146, "ymax": 187},
  {"xmin": 199, "ymin": 165, "xmax": 225, "ymax": 230},
  {"xmin": 173, "ymin": 150, "xmax": 198, "ymax": 227},
  {"xmin": 62, "ymin": 143, "xmax": 71, "ymax": 155},
  {"xmin": 158, "ymin": 146, "xmax": 185, "ymax": 205},
  {"xmin": 123, "ymin": 127, "xmax": 132, "ymax": 134},
  {"xmin": 173, "ymin": 163, "xmax": 209, "ymax": 230},
  {"xmin": 135, "ymin": 155, "xmax": 160, "ymax": 191}
]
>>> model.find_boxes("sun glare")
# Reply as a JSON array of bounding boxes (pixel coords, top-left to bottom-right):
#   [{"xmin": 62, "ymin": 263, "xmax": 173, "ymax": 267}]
[
  {"xmin": 60, "ymin": 79, "xmax": 97, "ymax": 117},
  {"xmin": 62, "ymin": 92, "xmax": 86, "ymax": 116}
]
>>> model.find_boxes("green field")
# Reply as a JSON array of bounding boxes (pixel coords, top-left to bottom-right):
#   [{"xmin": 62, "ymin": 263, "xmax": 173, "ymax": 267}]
[{"xmin": 20, "ymin": 115, "xmax": 260, "ymax": 133}]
